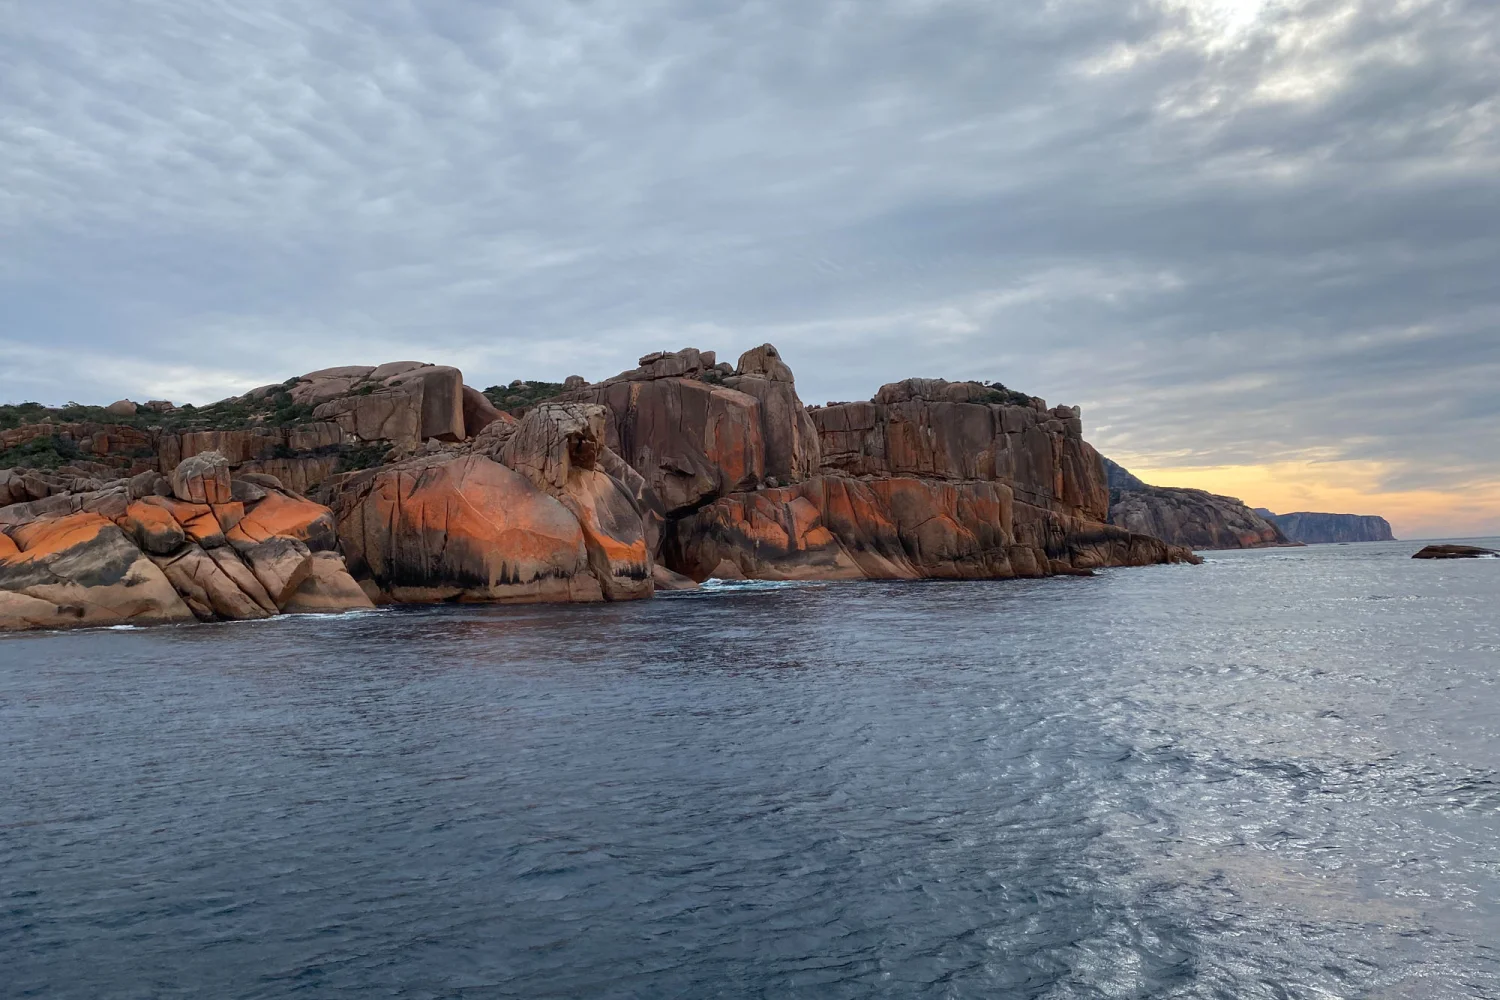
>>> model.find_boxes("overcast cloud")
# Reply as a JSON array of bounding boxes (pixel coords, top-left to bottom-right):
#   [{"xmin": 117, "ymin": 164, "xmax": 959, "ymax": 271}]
[{"xmin": 2, "ymin": 0, "xmax": 1497, "ymax": 529}]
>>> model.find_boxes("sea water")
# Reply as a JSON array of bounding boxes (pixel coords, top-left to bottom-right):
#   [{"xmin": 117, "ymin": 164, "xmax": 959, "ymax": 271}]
[{"xmin": 3, "ymin": 540, "xmax": 1499, "ymax": 998}]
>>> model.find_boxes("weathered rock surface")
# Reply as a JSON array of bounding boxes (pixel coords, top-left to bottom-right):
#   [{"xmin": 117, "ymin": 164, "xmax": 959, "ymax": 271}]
[
  {"xmin": 0, "ymin": 457, "xmax": 369, "ymax": 631},
  {"xmin": 0, "ymin": 512, "xmax": 195, "ymax": 629},
  {"xmin": 225, "ymin": 489, "xmax": 339, "ymax": 553},
  {"xmin": 281, "ymin": 552, "xmax": 377, "ymax": 612},
  {"xmin": 723, "ymin": 344, "xmax": 821, "ymax": 486},
  {"xmin": 811, "ymin": 380, "xmax": 1105, "ymax": 518},
  {"xmin": 664, "ymin": 474, "xmax": 1197, "ymax": 582},
  {"xmin": 1412, "ymin": 544, "xmax": 1497, "ymax": 559},
  {"xmin": 500, "ymin": 404, "xmax": 653, "ymax": 601},
  {"xmin": 462, "ymin": 386, "xmax": 508, "ymax": 436},
  {"xmin": 169, "ymin": 450, "xmax": 233, "ymax": 504},
  {"xmin": 1104, "ymin": 458, "xmax": 1293, "ymax": 550},
  {"xmin": 331, "ymin": 454, "xmax": 603, "ymax": 604},
  {"xmin": 560, "ymin": 369, "xmax": 764, "ymax": 515},
  {"xmin": 326, "ymin": 399, "xmax": 657, "ymax": 604},
  {"xmin": 1255, "ymin": 509, "xmax": 1396, "ymax": 544},
  {"xmin": 116, "ymin": 500, "xmax": 188, "ymax": 555},
  {"xmin": 308, "ymin": 364, "xmax": 469, "ymax": 446}
]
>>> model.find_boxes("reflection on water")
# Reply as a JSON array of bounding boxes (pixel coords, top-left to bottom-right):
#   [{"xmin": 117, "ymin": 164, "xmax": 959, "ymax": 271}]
[{"xmin": 2, "ymin": 540, "xmax": 1498, "ymax": 999}]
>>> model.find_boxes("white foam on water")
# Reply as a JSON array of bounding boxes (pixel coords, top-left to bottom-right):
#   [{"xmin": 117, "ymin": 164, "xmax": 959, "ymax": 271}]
[{"xmin": 695, "ymin": 578, "xmax": 823, "ymax": 593}]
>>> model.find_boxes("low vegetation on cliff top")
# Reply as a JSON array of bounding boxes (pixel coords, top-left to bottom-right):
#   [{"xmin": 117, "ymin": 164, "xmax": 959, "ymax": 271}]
[
  {"xmin": 1, "ymin": 382, "xmax": 327, "ymax": 472},
  {"xmin": 0, "ymin": 381, "xmax": 318, "ymax": 435},
  {"xmin": 978, "ymin": 382, "xmax": 1034, "ymax": 407},
  {"xmin": 482, "ymin": 381, "xmax": 568, "ymax": 415}
]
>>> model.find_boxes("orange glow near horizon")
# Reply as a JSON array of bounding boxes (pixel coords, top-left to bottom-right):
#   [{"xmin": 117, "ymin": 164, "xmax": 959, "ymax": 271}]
[{"xmin": 1124, "ymin": 459, "xmax": 1500, "ymax": 542}]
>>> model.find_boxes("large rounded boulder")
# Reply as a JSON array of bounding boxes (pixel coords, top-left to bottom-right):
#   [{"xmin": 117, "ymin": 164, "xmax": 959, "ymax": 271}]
[{"xmin": 332, "ymin": 454, "xmax": 605, "ymax": 604}]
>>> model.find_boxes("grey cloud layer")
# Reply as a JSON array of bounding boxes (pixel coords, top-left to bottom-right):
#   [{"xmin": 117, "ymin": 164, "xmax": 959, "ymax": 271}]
[{"xmin": 2, "ymin": 0, "xmax": 1496, "ymax": 504}]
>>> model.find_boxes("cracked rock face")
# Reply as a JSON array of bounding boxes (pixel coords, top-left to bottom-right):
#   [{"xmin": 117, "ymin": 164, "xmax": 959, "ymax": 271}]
[
  {"xmin": 168, "ymin": 450, "xmax": 233, "ymax": 504},
  {"xmin": 0, "ymin": 512, "xmax": 195, "ymax": 629},
  {"xmin": 325, "ymin": 404, "xmax": 656, "ymax": 606},
  {"xmin": 661, "ymin": 474, "xmax": 1199, "ymax": 584},
  {"xmin": 810, "ymin": 384, "xmax": 1103, "ymax": 519},
  {"xmin": 0, "ymin": 457, "xmax": 372, "ymax": 631},
  {"xmin": 501, "ymin": 403, "xmax": 609, "ymax": 493},
  {"xmin": 329, "ymin": 454, "xmax": 603, "ymax": 605}
]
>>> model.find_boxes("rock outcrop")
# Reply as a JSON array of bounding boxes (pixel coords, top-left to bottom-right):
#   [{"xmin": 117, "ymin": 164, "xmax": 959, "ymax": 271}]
[
  {"xmin": 556, "ymin": 350, "xmax": 1195, "ymax": 581},
  {"xmin": 326, "ymin": 403, "xmax": 653, "ymax": 604},
  {"xmin": 1412, "ymin": 544, "xmax": 1497, "ymax": 559},
  {"xmin": 0, "ymin": 454, "xmax": 371, "ymax": 631},
  {"xmin": 1, "ymin": 362, "xmax": 513, "ymax": 504},
  {"xmin": 1255, "ymin": 509, "xmax": 1396, "ymax": 544},
  {"xmin": 811, "ymin": 379, "xmax": 1105, "ymax": 518},
  {"xmin": 0, "ymin": 511, "xmax": 195, "ymax": 630},
  {"xmin": 2, "ymin": 344, "xmax": 1203, "ymax": 632},
  {"xmin": 1104, "ymin": 458, "xmax": 1293, "ymax": 550},
  {"xmin": 662, "ymin": 475, "xmax": 1190, "ymax": 582},
  {"xmin": 556, "ymin": 353, "xmax": 765, "ymax": 521}
]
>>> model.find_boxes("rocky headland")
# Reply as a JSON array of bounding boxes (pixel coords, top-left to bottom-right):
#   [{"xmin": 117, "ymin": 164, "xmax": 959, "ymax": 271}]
[
  {"xmin": 1254, "ymin": 509, "xmax": 1396, "ymax": 544},
  {"xmin": 1, "ymin": 346, "xmax": 1200, "ymax": 632},
  {"xmin": 1103, "ymin": 458, "xmax": 1295, "ymax": 550}
]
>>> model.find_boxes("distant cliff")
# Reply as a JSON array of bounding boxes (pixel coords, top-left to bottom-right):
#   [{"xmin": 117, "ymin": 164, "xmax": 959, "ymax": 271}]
[
  {"xmin": 1105, "ymin": 458, "xmax": 1294, "ymax": 550},
  {"xmin": 1254, "ymin": 509, "xmax": 1395, "ymax": 544}
]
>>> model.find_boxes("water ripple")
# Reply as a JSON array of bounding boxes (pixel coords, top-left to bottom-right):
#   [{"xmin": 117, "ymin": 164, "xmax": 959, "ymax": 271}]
[{"xmin": 2, "ymin": 540, "xmax": 1498, "ymax": 998}]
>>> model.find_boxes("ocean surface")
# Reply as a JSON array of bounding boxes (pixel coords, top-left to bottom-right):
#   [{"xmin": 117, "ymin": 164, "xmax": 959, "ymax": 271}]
[{"xmin": 3, "ymin": 539, "xmax": 1499, "ymax": 999}]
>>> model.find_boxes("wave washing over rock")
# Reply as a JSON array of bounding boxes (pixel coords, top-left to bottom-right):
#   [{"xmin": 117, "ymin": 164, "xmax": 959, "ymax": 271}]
[{"xmin": 1, "ymin": 346, "xmax": 1198, "ymax": 631}]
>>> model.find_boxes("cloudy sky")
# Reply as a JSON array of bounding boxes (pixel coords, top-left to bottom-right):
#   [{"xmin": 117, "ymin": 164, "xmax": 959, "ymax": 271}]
[{"xmin": 2, "ymin": 0, "xmax": 1496, "ymax": 537}]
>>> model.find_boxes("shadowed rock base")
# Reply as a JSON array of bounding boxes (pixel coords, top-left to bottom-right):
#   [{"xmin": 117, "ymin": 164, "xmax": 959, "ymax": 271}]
[{"xmin": 663, "ymin": 475, "xmax": 1198, "ymax": 582}]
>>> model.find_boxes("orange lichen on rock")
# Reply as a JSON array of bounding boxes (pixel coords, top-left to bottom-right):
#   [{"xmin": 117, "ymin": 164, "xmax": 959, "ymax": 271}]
[
  {"xmin": 141, "ymin": 497, "xmax": 224, "ymax": 548},
  {"xmin": 557, "ymin": 467, "xmax": 653, "ymax": 601},
  {"xmin": 333, "ymin": 455, "xmax": 602, "ymax": 604},
  {"xmin": 8, "ymin": 511, "xmax": 114, "ymax": 558},
  {"xmin": 115, "ymin": 500, "xmax": 187, "ymax": 556},
  {"xmin": 225, "ymin": 490, "xmax": 338, "ymax": 551},
  {"xmin": 0, "ymin": 511, "xmax": 193, "ymax": 628}
]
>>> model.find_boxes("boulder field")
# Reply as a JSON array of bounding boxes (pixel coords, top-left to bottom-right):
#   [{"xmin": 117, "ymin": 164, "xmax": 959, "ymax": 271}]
[
  {"xmin": 1, "ymin": 345, "xmax": 1200, "ymax": 632},
  {"xmin": 0, "ymin": 453, "xmax": 372, "ymax": 631}
]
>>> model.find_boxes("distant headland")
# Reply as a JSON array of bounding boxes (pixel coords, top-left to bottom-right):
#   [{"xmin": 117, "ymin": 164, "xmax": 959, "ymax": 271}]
[{"xmin": 1102, "ymin": 458, "xmax": 1396, "ymax": 550}]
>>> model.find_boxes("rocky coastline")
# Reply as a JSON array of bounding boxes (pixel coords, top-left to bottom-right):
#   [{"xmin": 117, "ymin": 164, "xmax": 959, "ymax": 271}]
[
  {"xmin": 1254, "ymin": 509, "xmax": 1396, "ymax": 544},
  {"xmin": 1, "ymin": 346, "xmax": 1199, "ymax": 633},
  {"xmin": 1103, "ymin": 458, "xmax": 1297, "ymax": 550}
]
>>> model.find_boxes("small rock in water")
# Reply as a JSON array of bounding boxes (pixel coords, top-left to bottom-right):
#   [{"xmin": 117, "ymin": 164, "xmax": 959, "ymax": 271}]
[{"xmin": 1412, "ymin": 544, "xmax": 1498, "ymax": 559}]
